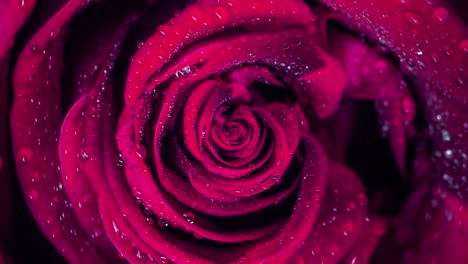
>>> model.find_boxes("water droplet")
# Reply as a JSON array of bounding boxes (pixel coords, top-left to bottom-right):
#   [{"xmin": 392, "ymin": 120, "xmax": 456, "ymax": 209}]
[
  {"xmin": 459, "ymin": 40, "xmax": 468, "ymax": 55},
  {"xmin": 115, "ymin": 153, "xmax": 125, "ymax": 167},
  {"xmin": 432, "ymin": 7, "xmax": 448, "ymax": 24},
  {"xmin": 444, "ymin": 149, "xmax": 453, "ymax": 159},
  {"xmin": 175, "ymin": 65, "xmax": 193, "ymax": 78},
  {"xmin": 91, "ymin": 230, "xmax": 101, "ymax": 239},
  {"xmin": 444, "ymin": 45, "xmax": 453, "ymax": 56},
  {"xmin": 159, "ymin": 25, "xmax": 169, "ymax": 36},
  {"xmin": 133, "ymin": 144, "xmax": 147, "ymax": 159},
  {"xmin": 30, "ymin": 45, "xmax": 39, "ymax": 53},
  {"xmin": 214, "ymin": 6, "xmax": 229, "ymax": 22},
  {"xmin": 441, "ymin": 130, "xmax": 451, "ymax": 141},
  {"xmin": 159, "ymin": 256, "xmax": 168, "ymax": 264},
  {"xmin": 144, "ymin": 207, "xmax": 152, "ymax": 216},
  {"xmin": 190, "ymin": 7, "xmax": 202, "ymax": 22},
  {"xmin": 400, "ymin": 59, "xmax": 415, "ymax": 75},
  {"xmin": 183, "ymin": 212, "xmax": 195, "ymax": 224},
  {"xmin": 46, "ymin": 215, "xmax": 54, "ymax": 224},
  {"xmin": 455, "ymin": 74, "xmax": 465, "ymax": 87},
  {"xmin": 80, "ymin": 150, "xmax": 89, "ymax": 160},
  {"xmin": 17, "ymin": 148, "xmax": 33, "ymax": 164},
  {"xmin": 77, "ymin": 194, "xmax": 90, "ymax": 209},
  {"xmin": 29, "ymin": 189, "xmax": 39, "ymax": 200},
  {"xmin": 157, "ymin": 217, "xmax": 169, "ymax": 227},
  {"xmin": 112, "ymin": 221, "xmax": 119, "ymax": 232},
  {"xmin": 376, "ymin": 41, "xmax": 390, "ymax": 53},
  {"xmin": 146, "ymin": 217, "xmax": 154, "ymax": 225},
  {"xmin": 404, "ymin": 12, "xmax": 422, "ymax": 26}
]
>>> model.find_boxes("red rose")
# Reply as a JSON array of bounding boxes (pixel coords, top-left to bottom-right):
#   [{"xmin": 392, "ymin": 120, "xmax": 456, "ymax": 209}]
[{"xmin": 0, "ymin": 0, "xmax": 467, "ymax": 263}]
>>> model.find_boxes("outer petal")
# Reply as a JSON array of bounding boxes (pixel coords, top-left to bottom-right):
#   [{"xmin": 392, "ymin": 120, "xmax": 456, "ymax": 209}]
[
  {"xmin": 0, "ymin": 0, "xmax": 35, "ymax": 248},
  {"xmin": 290, "ymin": 162, "xmax": 385, "ymax": 263},
  {"xmin": 10, "ymin": 0, "xmax": 129, "ymax": 262},
  {"xmin": 318, "ymin": 0, "xmax": 468, "ymax": 199},
  {"xmin": 318, "ymin": 0, "xmax": 468, "ymax": 261}
]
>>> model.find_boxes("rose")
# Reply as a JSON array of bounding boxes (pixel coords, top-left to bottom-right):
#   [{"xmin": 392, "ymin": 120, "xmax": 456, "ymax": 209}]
[
  {"xmin": 0, "ymin": 0, "xmax": 464, "ymax": 262},
  {"xmin": 1, "ymin": 0, "xmax": 467, "ymax": 263}
]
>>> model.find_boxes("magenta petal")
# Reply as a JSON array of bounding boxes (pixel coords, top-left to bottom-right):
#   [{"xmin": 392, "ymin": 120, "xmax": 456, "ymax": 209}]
[
  {"xmin": 297, "ymin": 47, "xmax": 347, "ymax": 118},
  {"xmin": 10, "ymin": 0, "xmax": 110, "ymax": 262},
  {"xmin": 329, "ymin": 30, "xmax": 406, "ymax": 100},
  {"xmin": 329, "ymin": 29, "xmax": 417, "ymax": 174},
  {"xmin": 399, "ymin": 187, "xmax": 468, "ymax": 264},
  {"xmin": 0, "ymin": 0, "xmax": 35, "ymax": 246},
  {"xmin": 0, "ymin": 0, "xmax": 35, "ymax": 56},
  {"xmin": 319, "ymin": 0, "xmax": 468, "ymax": 198},
  {"xmin": 340, "ymin": 216, "xmax": 386, "ymax": 264},
  {"xmin": 11, "ymin": 0, "xmax": 465, "ymax": 262},
  {"xmin": 125, "ymin": 0, "xmax": 317, "ymax": 110},
  {"xmin": 292, "ymin": 162, "xmax": 385, "ymax": 263},
  {"xmin": 232, "ymin": 135, "xmax": 328, "ymax": 262}
]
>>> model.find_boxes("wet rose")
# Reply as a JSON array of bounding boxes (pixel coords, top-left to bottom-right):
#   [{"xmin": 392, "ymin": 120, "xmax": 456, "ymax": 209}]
[{"xmin": 0, "ymin": 0, "xmax": 467, "ymax": 263}]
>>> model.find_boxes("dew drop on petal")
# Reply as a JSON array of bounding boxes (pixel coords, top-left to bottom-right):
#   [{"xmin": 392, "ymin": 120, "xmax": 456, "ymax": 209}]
[
  {"xmin": 432, "ymin": 7, "xmax": 449, "ymax": 24},
  {"xmin": 175, "ymin": 65, "xmax": 193, "ymax": 78},
  {"xmin": 112, "ymin": 221, "xmax": 119, "ymax": 233},
  {"xmin": 146, "ymin": 217, "xmax": 154, "ymax": 225},
  {"xmin": 183, "ymin": 212, "xmax": 195, "ymax": 224},
  {"xmin": 459, "ymin": 40, "xmax": 468, "ymax": 55},
  {"xmin": 444, "ymin": 149, "xmax": 453, "ymax": 159},
  {"xmin": 444, "ymin": 45, "xmax": 453, "ymax": 56},
  {"xmin": 441, "ymin": 130, "xmax": 451, "ymax": 142},
  {"xmin": 29, "ymin": 189, "xmax": 39, "ymax": 200},
  {"xmin": 115, "ymin": 153, "xmax": 125, "ymax": 167},
  {"xmin": 159, "ymin": 25, "xmax": 169, "ymax": 36},
  {"xmin": 144, "ymin": 207, "xmax": 152, "ymax": 216},
  {"xmin": 17, "ymin": 148, "xmax": 33, "ymax": 164},
  {"xmin": 159, "ymin": 256, "xmax": 168, "ymax": 264},
  {"xmin": 214, "ymin": 6, "xmax": 229, "ymax": 22},
  {"xmin": 133, "ymin": 144, "xmax": 147, "ymax": 159},
  {"xmin": 404, "ymin": 12, "xmax": 422, "ymax": 26},
  {"xmin": 157, "ymin": 217, "xmax": 169, "ymax": 228},
  {"xmin": 77, "ymin": 195, "xmax": 89, "ymax": 209},
  {"xmin": 80, "ymin": 150, "xmax": 89, "ymax": 161}
]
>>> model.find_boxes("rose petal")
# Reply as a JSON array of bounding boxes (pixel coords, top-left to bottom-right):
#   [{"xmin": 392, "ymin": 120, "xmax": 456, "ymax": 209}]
[
  {"xmin": 0, "ymin": 0, "xmax": 35, "ymax": 248},
  {"xmin": 11, "ymin": 0, "xmax": 110, "ymax": 262},
  {"xmin": 319, "ymin": 0, "xmax": 468, "ymax": 199},
  {"xmin": 292, "ymin": 162, "xmax": 385, "ymax": 263}
]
